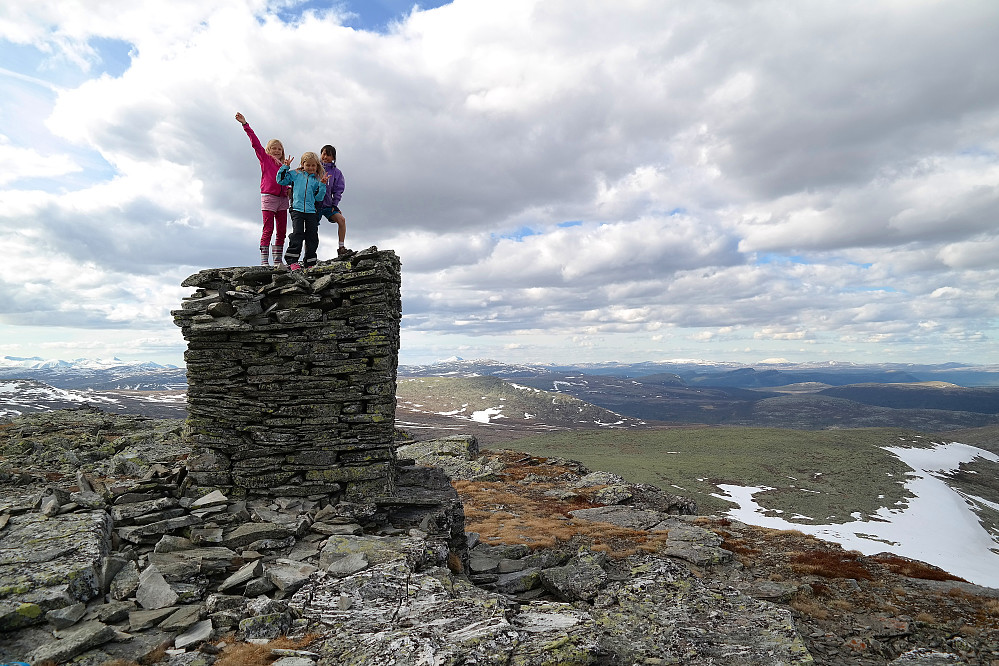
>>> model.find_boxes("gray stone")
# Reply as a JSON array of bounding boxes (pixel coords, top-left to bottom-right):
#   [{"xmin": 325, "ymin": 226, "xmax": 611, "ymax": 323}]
[
  {"xmin": 218, "ymin": 558, "xmax": 263, "ymax": 591},
  {"xmin": 889, "ymin": 648, "xmax": 966, "ymax": 664},
  {"xmin": 174, "ymin": 618, "xmax": 214, "ymax": 648},
  {"xmin": 0, "ymin": 510, "xmax": 111, "ymax": 630},
  {"xmin": 324, "ymin": 551, "xmax": 369, "ymax": 577},
  {"xmin": 159, "ymin": 604, "xmax": 204, "ymax": 632},
  {"xmin": 40, "ymin": 494, "xmax": 62, "ymax": 516},
  {"xmin": 569, "ymin": 505, "xmax": 665, "ymax": 530},
  {"xmin": 574, "ymin": 470, "xmax": 625, "ymax": 487},
  {"xmin": 90, "ymin": 599, "xmax": 136, "ymax": 624},
  {"xmin": 137, "ymin": 565, "xmax": 180, "ymax": 609},
  {"xmin": 496, "ymin": 558, "xmax": 527, "ymax": 573},
  {"xmin": 248, "ymin": 536, "xmax": 296, "ymax": 551},
  {"xmin": 239, "ymin": 611, "xmax": 292, "ymax": 639},
  {"xmin": 153, "ymin": 558, "xmax": 202, "ymax": 582},
  {"xmin": 46, "ymin": 601, "xmax": 86, "ymax": 629},
  {"xmin": 155, "ymin": 534, "xmax": 195, "ymax": 553},
  {"xmin": 273, "ymin": 658, "xmax": 317, "ymax": 666},
  {"xmin": 28, "ymin": 620, "xmax": 118, "ymax": 664},
  {"xmin": 267, "ymin": 560, "xmax": 318, "ymax": 593},
  {"xmin": 289, "ymin": 549, "xmax": 811, "ymax": 666},
  {"xmin": 222, "ymin": 522, "xmax": 293, "ymax": 548},
  {"xmin": 318, "ymin": 534, "xmax": 412, "ymax": 570},
  {"xmin": 100, "ymin": 555, "xmax": 128, "ymax": 594},
  {"xmin": 111, "ymin": 496, "xmax": 180, "ymax": 523},
  {"xmin": 70, "ymin": 490, "xmax": 107, "ymax": 509},
  {"xmin": 540, "ymin": 557, "xmax": 608, "ymax": 602},
  {"xmin": 129, "ymin": 606, "xmax": 179, "ymax": 631},
  {"xmin": 493, "ymin": 568, "xmax": 543, "ymax": 595},
  {"xmin": 245, "ymin": 576, "xmax": 277, "ymax": 596},
  {"xmin": 118, "ymin": 514, "xmax": 202, "ymax": 542},
  {"xmin": 588, "ymin": 484, "xmax": 634, "ymax": 505},
  {"xmin": 310, "ymin": 521, "xmax": 362, "ymax": 536},
  {"xmin": 190, "ymin": 527, "xmax": 224, "ymax": 545},
  {"xmin": 109, "ymin": 560, "xmax": 141, "ymax": 600},
  {"xmin": 469, "ymin": 553, "xmax": 500, "ymax": 574},
  {"xmin": 191, "ymin": 489, "xmax": 228, "ymax": 508}
]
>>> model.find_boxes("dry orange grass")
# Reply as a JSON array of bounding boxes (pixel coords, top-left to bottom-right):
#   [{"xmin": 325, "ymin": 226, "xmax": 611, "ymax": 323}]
[
  {"xmin": 789, "ymin": 549, "xmax": 873, "ymax": 580},
  {"xmin": 454, "ymin": 476, "xmax": 672, "ymax": 557},
  {"xmin": 214, "ymin": 634, "xmax": 319, "ymax": 666},
  {"xmin": 790, "ymin": 595, "xmax": 830, "ymax": 620},
  {"xmin": 869, "ymin": 553, "xmax": 966, "ymax": 582}
]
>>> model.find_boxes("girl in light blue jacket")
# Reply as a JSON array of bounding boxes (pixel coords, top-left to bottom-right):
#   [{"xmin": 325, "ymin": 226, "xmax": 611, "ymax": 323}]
[{"xmin": 277, "ymin": 152, "xmax": 328, "ymax": 270}]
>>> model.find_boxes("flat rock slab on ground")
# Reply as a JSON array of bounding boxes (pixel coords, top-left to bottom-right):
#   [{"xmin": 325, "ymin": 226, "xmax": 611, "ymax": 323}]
[{"xmin": 0, "ymin": 510, "xmax": 112, "ymax": 631}]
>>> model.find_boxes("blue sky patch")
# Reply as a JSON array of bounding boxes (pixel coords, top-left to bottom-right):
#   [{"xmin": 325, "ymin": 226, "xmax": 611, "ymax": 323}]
[
  {"xmin": 494, "ymin": 226, "xmax": 540, "ymax": 241},
  {"xmin": 0, "ymin": 38, "xmax": 133, "ymax": 87},
  {"xmin": 754, "ymin": 253, "xmax": 814, "ymax": 266},
  {"xmin": 279, "ymin": 1, "xmax": 453, "ymax": 32},
  {"xmin": 88, "ymin": 38, "xmax": 134, "ymax": 79}
]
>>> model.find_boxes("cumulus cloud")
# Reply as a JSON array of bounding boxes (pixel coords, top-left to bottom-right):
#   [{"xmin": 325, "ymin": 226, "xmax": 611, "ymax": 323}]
[{"xmin": 1, "ymin": 0, "xmax": 998, "ymax": 364}]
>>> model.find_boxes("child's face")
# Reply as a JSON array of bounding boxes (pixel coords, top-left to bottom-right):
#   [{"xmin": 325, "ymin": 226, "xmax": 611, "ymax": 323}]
[
  {"xmin": 303, "ymin": 161, "xmax": 319, "ymax": 174},
  {"xmin": 321, "ymin": 151, "xmax": 333, "ymax": 164},
  {"xmin": 268, "ymin": 142, "xmax": 284, "ymax": 160}
]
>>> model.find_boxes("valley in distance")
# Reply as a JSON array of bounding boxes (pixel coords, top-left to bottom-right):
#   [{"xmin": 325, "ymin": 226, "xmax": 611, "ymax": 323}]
[{"xmin": 3, "ymin": 354, "xmax": 999, "ymax": 586}]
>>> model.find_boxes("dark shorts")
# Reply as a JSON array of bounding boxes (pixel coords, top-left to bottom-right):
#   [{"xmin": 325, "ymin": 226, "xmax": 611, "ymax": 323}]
[{"xmin": 319, "ymin": 206, "xmax": 342, "ymax": 222}]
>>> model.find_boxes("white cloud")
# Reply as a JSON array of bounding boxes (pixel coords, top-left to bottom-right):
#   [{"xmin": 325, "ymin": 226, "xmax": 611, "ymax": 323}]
[
  {"xmin": 1, "ymin": 0, "xmax": 999, "ymax": 365},
  {"xmin": 0, "ymin": 135, "xmax": 82, "ymax": 185}
]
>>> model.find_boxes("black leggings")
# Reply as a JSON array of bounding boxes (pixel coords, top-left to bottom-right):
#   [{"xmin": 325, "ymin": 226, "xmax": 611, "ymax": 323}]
[{"xmin": 284, "ymin": 210, "xmax": 320, "ymax": 266}]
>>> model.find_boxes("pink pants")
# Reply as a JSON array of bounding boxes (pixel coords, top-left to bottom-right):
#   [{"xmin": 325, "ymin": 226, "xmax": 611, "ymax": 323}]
[{"xmin": 260, "ymin": 210, "xmax": 288, "ymax": 247}]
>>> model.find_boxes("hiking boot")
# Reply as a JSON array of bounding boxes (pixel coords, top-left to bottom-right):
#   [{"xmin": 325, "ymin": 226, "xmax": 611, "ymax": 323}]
[
  {"xmin": 337, "ymin": 247, "xmax": 354, "ymax": 258},
  {"xmin": 289, "ymin": 262, "xmax": 302, "ymax": 271}
]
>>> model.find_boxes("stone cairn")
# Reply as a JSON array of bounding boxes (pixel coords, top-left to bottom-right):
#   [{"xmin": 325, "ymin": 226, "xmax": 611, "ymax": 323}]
[{"xmin": 171, "ymin": 247, "xmax": 401, "ymax": 503}]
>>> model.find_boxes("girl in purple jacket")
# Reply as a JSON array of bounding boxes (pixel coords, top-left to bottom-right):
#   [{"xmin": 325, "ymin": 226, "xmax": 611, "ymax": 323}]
[{"xmin": 235, "ymin": 112, "xmax": 290, "ymax": 266}]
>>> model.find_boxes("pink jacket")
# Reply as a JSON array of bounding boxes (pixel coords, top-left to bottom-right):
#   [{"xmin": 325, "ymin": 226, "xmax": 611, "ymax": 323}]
[{"xmin": 242, "ymin": 123, "xmax": 287, "ymax": 197}]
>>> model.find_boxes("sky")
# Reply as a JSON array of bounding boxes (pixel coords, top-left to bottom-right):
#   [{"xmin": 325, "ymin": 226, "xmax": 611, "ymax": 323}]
[{"xmin": 1, "ymin": 0, "xmax": 998, "ymax": 367}]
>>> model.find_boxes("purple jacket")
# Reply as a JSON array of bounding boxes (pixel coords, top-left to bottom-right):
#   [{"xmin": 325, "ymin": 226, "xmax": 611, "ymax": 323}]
[
  {"xmin": 321, "ymin": 161, "xmax": 345, "ymax": 208},
  {"xmin": 242, "ymin": 123, "xmax": 287, "ymax": 197}
]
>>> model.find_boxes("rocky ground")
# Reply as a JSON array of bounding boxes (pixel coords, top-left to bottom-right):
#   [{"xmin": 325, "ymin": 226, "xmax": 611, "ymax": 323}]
[{"xmin": 1, "ymin": 407, "xmax": 998, "ymax": 665}]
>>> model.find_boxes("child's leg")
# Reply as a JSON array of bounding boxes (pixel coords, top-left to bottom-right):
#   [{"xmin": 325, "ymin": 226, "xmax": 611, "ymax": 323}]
[
  {"xmin": 284, "ymin": 211, "xmax": 306, "ymax": 265},
  {"xmin": 274, "ymin": 209, "xmax": 288, "ymax": 247},
  {"xmin": 271, "ymin": 209, "xmax": 288, "ymax": 266},
  {"xmin": 303, "ymin": 213, "xmax": 320, "ymax": 267},
  {"xmin": 260, "ymin": 211, "xmax": 275, "ymax": 246},
  {"xmin": 260, "ymin": 210, "xmax": 275, "ymax": 265},
  {"xmin": 333, "ymin": 212, "xmax": 346, "ymax": 245}
]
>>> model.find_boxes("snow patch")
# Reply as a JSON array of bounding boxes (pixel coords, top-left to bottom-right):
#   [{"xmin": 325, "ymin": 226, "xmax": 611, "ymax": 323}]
[{"xmin": 713, "ymin": 441, "xmax": 999, "ymax": 588}]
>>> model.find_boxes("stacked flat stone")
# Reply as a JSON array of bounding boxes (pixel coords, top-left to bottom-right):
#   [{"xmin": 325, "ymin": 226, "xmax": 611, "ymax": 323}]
[{"xmin": 172, "ymin": 247, "xmax": 401, "ymax": 500}]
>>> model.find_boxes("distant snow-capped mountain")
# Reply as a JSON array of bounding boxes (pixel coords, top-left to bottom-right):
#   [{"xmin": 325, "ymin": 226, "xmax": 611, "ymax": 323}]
[
  {"xmin": 0, "ymin": 356, "xmax": 186, "ymax": 391},
  {"xmin": 400, "ymin": 358, "xmax": 999, "ymax": 387},
  {"xmin": 402, "ymin": 358, "xmax": 558, "ymax": 378},
  {"xmin": 0, "ymin": 379, "xmax": 187, "ymax": 419}
]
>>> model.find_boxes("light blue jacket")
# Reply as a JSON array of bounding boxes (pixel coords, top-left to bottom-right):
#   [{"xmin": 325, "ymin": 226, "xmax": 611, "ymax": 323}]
[{"xmin": 276, "ymin": 165, "xmax": 326, "ymax": 214}]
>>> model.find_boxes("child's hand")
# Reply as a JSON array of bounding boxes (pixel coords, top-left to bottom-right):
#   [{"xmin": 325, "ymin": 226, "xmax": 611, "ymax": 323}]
[
  {"xmin": 320, "ymin": 171, "xmax": 329, "ymax": 184},
  {"xmin": 235, "ymin": 112, "xmax": 246, "ymax": 125},
  {"xmin": 283, "ymin": 157, "xmax": 293, "ymax": 166}
]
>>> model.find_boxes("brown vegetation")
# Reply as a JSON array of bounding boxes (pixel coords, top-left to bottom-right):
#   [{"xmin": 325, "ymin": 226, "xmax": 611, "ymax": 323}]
[
  {"xmin": 453, "ymin": 455, "xmax": 673, "ymax": 557},
  {"xmin": 869, "ymin": 553, "xmax": 966, "ymax": 582},
  {"xmin": 214, "ymin": 634, "xmax": 319, "ymax": 666},
  {"xmin": 790, "ymin": 549, "xmax": 874, "ymax": 580}
]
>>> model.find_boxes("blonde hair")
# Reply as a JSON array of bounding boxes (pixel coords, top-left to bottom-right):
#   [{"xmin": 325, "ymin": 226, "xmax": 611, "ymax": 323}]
[
  {"xmin": 298, "ymin": 151, "xmax": 321, "ymax": 172},
  {"xmin": 266, "ymin": 139, "xmax": 285, "ymax": 160}
]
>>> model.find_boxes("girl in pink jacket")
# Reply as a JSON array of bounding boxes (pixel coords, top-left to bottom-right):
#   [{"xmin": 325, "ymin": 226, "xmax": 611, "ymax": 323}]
[{"xmin": 235, "ymin": 112, "xmax": 290, "ymax": 266}]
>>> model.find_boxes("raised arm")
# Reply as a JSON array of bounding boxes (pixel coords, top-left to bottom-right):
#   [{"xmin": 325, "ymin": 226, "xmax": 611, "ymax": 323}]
[{"xmin": 236, "ymin": 112, "xmax": 269, "ymax": 161}]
